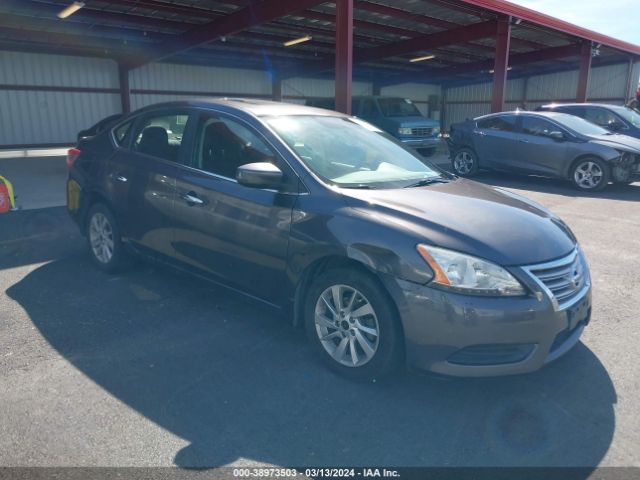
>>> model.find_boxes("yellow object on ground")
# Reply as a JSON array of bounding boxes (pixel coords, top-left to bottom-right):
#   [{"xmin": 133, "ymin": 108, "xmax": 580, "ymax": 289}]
[{"xmin": 0, "ymin": 175, "xmax": 17, "ymax": 213}]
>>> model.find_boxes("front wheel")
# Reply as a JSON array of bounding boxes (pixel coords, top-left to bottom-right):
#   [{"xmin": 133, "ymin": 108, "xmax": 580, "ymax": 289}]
[
  {"xmin": 452, "ymin": 148, "xmax": 479, "ymax": 177},
  {"xmin": 571, "ymin": 158, "xmax": 610, "ymax": 191},
  {"xmin": 304, "ymin": 268, "xmax": 403, "ymax": 381}
]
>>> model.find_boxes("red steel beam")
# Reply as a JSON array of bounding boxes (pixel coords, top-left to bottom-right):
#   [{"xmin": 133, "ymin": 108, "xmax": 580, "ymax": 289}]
[
  {"xmin": 335, "ymin": 0, "xmax": 354, "ymax": 114},
  {"xmin": 432, "ymin": 43, "xmax": 582, "ymax": 79},
  {"xmin": 128, "ymin": 0, "xmax": 327, "ymax": 67},
  {"xmin": 491, "ymin": 19, "xmax": 511, "ymax": 113},
  {"xmin": 355, "ymin": 19, "xmax": 497, "ymax": 64},
  {"xmin": 576, "ymin": 40, "xmax": 592, "ymax": 102},
  {"xmin": 458, "ymin": 0, "xmax": 640, "ymax": 56}
]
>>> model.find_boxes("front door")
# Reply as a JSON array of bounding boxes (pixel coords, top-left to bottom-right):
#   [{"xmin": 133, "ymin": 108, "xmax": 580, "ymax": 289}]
[
  {"xmin": 171, "ymin": 111, "xmax": 298, "ymax": 304},
  {"xmin": 517, "ymin": 116, "xmax": 568, "ymax": 176}
]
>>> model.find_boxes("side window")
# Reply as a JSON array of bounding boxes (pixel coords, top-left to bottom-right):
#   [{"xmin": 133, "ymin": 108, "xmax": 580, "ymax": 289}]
[
  {"xmin": 521, "ymin": 117, "xmax": 556, "ymax": 137},
  {"xmin": 113, "ymin": 121, "xmax": 133, "ymax": 146},
  {"xmin": 193, "ymin": 114, "xmax": 277, "ymax": 179},
  {"xmin": 584, "ymin": 107, "xmax": 618, "ymax": 127},
  {"xmin": 477, "ymin": 116, "xmax": 518, "ymax": 132},
  {"xmin": 132, "ymin": 113, "xmax": 188, "ymax": 162}
]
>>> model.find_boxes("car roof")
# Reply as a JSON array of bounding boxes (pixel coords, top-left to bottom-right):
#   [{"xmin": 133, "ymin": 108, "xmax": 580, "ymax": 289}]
[
  {"xmin": 475, "ymin": 110, "xmax": 572, "ymax": 121},
  {"xmin": 136, "ymin": 97, "xmax": 347, "ymax": 118},
  {"xmin": 540, "ymin": 103, "xmax": 625, "ymax": 109}
]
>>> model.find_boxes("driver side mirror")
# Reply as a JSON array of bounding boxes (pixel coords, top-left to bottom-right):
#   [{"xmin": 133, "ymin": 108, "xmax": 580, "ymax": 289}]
[
  {"xmin": 236, "ymin": 162, "xmax": 283, "ymax": 190},
  {"xmin": 548, "ymin": 131, "xmax": 565, "ymax": 141}
]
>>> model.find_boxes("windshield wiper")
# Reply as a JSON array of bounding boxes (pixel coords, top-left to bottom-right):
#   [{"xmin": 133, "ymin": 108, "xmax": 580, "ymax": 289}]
[{"xmin": 403, "ymin": 177, "xmax": 451, "ymax": 188}]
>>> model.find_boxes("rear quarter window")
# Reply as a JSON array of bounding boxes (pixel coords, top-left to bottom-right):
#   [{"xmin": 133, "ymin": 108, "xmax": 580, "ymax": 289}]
[{"xmin": 113, "ymin": 121, "xmax": 133, "ymax": 147}]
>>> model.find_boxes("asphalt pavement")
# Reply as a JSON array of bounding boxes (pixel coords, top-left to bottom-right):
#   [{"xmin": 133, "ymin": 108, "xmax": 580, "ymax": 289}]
[{"xmin": 0, "ymin": 173, "xmax": 639, "ymax": 471}]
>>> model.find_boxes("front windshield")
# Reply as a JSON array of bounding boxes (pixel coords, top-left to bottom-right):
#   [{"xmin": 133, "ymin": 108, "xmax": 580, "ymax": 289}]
[
  {"xmin": 264, "ymin": 115, "xmax": 443, "ymax": 188},
  {"xmin": 610, "ymin": 106, "xmax": 640, "ymax": 127},
  {"xmin": 556, "ymin": 114, "xmax": 611, "ymax": 136},
  {"xmin": 377, "ymin": 98, "xmax": 421, "ymax": 117}
]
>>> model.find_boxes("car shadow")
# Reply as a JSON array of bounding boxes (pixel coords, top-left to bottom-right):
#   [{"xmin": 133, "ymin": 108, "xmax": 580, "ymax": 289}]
[
  {"xmin": 4, "ymin": 210, "xmax": 617, "ymax": 470},
  {"xmin": 467, "ymin": 171, "xmax": 640, "ymax": 201}
]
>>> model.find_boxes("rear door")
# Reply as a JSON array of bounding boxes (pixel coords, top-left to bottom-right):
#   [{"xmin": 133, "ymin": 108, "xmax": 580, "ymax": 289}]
[
  {"xmin": 516, "ymin": 115, "xmax": 569, "ymax": 176},
  {"xmin": 171, "ymin": 110, "xmax": 299, "ymax": 304},
  {"xmin": 108, "ymin": 109, "xmax": 193, "ymax": 259},
  {"xmin": 473, "ymin": 115, "xmax": 520, "ymax": 168}
]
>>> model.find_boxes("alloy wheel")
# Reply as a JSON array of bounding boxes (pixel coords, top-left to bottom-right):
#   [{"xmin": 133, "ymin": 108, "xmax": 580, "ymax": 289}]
[
  {"xmin": 454, "ymin": 151, "xmax": 474, "ymax": 175},
  {"xmin": 574, "ymin": 161, "xmax": 604, "ymax": 189},
  {"xmin": 314, "ymin": 284, "xmax": 380, "ymax": 368},
  {"xmin": 89, "ymin": 212, "xmax": 114, "ymax": 264}
]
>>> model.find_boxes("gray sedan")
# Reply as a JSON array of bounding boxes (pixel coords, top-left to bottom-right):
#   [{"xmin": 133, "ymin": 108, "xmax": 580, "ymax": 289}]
[{"xmin": 448, "ymin": 111, "xmax": 640, "ymax": 191}]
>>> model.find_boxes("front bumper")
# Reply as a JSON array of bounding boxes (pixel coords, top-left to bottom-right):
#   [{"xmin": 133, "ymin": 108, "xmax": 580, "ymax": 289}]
[
  {"xmin": 383, "ymin": 262, "xmax": 592, "ymax": 377},
  {"xmin": 399, "ymin": 136, "xmax": 440, "ymax": 149}
]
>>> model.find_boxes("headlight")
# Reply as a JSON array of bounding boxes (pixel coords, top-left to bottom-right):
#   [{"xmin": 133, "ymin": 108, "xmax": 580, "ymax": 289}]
[
  {"xmin": 417, "ymin": 245, "xmax": 526, "ymax": 296},
  {"xmin": 398, "ymin": 127, "xmax": 412, "ymax": 136},
  {"xmin": 432, "ymin": 126, "xmax": 441, "ymax": 136}
]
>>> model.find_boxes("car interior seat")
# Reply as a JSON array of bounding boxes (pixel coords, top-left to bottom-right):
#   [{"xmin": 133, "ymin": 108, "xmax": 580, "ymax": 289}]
[
  {"xmin": 138, "ymin": 126, "xmax": 172, "ymax": 161},
  {"xmin": 200, "ymin": 122, "xmax": 245, "ymax": 178}
]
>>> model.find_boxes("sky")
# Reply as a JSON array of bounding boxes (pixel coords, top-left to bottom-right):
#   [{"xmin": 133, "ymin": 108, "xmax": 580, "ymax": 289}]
[{"xmin": 508, "ymin": 0, "xmax": 640, "ymax": 45}]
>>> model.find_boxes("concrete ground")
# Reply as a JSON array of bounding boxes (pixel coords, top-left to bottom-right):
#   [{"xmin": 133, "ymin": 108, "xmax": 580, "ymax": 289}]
[
  {"xmin": 0, "ymin": 154, "xmax": 639, "ymax": 471},
  {"xmin": 0, "ymin": 155, "xmax": 68, "ymax": 210}
]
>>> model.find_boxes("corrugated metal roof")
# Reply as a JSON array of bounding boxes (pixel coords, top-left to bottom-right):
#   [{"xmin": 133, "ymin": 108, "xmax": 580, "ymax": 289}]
[{"xmin": 0, "ymin": 0, "xmax": 636, "ymax": 84}]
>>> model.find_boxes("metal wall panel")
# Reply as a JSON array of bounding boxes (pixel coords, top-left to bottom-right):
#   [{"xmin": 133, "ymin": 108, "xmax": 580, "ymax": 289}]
[
  {"xmin": 282, "ymin": 77, "xmax": 372, "ymax": 98},
  {"xmin": 0, "ymin": 90, "xmax": 120, "ymax": 145},
  {"xmin": 130, "ymin": 63, "xmax": 272, "ymax": 94},
  {"xmin": 445, "ymin": 78, "xmax": 525, "ymax": 102},
  {"xmin": 0, "ymin": 51, "xmax": 118, "ymax": 88}
]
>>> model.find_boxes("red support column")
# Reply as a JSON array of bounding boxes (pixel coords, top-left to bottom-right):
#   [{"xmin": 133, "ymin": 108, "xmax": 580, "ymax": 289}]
[
  {"xmin": 490, "ymin": 19, "xmax": 511, "ymax": 113},
  {"xmin": 576, "ymin": 41, "xmax": 592, "ymax": 102},
  {"xmin": 335, "ymin": 0, "xmax": 353, "ymax": 114},
  {"xmin": 118, "ymin": 63, "xmax": 131, "ymax": 114}
]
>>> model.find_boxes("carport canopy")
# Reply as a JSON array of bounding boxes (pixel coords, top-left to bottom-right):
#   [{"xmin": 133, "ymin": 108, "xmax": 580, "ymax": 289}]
[{"xmin": 1, "ymin": 0, "xmax": 639, "ymax": 115}]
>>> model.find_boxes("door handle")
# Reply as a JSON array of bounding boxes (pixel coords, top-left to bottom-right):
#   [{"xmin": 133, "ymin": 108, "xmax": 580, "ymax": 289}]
[
  {"xmin": 181, "ymin": 192, "xmax": 204, "ymax": 206},
  {"xmin": 519, "ymin": 139, "xmax": 530, "ymax": 143},
  {"xmin": 109, "ymin": 173, "xmax": 128, "ymax": 182},
  {"xmin": 473, "ymin": 130, "xmax": 486, "ymax": 136}
]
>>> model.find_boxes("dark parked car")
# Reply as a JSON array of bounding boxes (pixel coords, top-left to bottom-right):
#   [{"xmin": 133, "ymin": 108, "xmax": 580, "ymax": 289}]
[
  {"xmin": 67, "ymin": 99, "xmax": 591, "ymax": 379},
  {"xmin": 537, "ymin": 103, "xmax": 640, "ymax": 139},
  {"xmin": 448, "ymin": 111, "xmax": 640, "ymax": 190},
  {"xmin": 77, "ymin": 113, "xmax": 124, "ymax": 144},
  {"xmin": 307, "ymin": 96, "xmax": 441, "ymax": 156}
]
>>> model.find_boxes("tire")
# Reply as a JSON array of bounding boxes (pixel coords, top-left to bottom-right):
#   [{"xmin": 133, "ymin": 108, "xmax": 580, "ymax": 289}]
[
  {"xmin": 86, "ymin": 203, "xmax": 128, "ymax": 273},
  {"xmin": 451, "ymin": 148, "xmax": 479, "ymax": 177},
  {"xmin": 571, "ymin": 157, "xmax": 610, "ymax": 192},
  {"xmin": 304, "ymin": 267, "xmax": 403, "ymax": 381}
]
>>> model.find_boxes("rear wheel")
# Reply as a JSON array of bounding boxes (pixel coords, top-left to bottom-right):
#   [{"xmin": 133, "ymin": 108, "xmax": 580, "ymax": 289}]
[
  {"xmin": 304, "ymin": 268, "xmax": 403, "ymax": 381},
  {"xmin": 86, "ymin": 203, "xmax": 128, "ymax": 273},
  {"xmin": 571, "ymin": 157, "xmax": 609, "ymax": 191},
  {"xmin": 452, "ymin": 148, "xmax": 479, "ymax": 177}
]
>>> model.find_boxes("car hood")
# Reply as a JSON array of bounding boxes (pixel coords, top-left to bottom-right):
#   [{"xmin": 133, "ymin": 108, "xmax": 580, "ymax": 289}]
[
  {"xmin": 587, "ymin": 133, "xmax": 640, "ymax": 152},
  {"xmin": 387, "ymin": 116, "xmax": 439, "ymax": 128},
  {"xmin": 340, "ymin": 179, "xmax": 576, "ymax": 266}
]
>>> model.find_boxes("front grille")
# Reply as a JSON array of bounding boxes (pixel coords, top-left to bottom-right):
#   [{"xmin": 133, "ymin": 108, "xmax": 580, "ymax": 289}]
[
  {"xmin": 411, "ymin": 127, "xmax": 434, "ymax": 136},
  {"xmin": 527, "ymin": 250, "xmax": 585, "ymax": 304}
]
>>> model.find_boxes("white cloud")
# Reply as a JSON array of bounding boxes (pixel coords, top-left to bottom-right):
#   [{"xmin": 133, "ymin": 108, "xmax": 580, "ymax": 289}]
[{"xmin": 509, "ymin": 0, "xmax": 640, "ymax": 45}]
